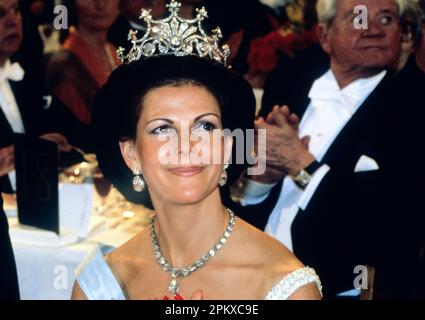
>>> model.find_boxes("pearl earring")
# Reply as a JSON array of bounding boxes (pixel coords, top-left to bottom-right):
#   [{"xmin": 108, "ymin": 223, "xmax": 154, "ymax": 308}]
[{"xmin": 219, "ymin": 163, "xmax": 230, "ymax": 187}]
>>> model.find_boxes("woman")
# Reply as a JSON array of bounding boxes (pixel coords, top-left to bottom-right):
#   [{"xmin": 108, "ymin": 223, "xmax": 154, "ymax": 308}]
[
  {"xmin": 46, "ymin": 0, "xmax": 121, "ymax": 127},
  {"xmin": 72, "ymin": 55, "xmax": 322, "ymax": 300},
  {"xmin": 72, "ymin": 1, "xmax": 322, "ymax": 300}
]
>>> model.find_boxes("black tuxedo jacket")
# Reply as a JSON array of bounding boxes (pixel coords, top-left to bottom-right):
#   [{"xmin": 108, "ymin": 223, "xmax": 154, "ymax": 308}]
[
  {"xmin": 0, "ymin": 72, "xmax": 47, "ymax": 192},
  {"xmin": 231, "ymin": 56, "xmax": 425, "ymax": 299},
  {"xmin": 0, "ymin": 196, "xmax": 20, "ymax": 299}
]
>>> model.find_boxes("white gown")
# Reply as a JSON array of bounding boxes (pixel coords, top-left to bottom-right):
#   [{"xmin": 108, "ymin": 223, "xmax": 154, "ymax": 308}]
[{"xmin": 75, "ymin": 244, "xmax": 323, "ymax": 300}]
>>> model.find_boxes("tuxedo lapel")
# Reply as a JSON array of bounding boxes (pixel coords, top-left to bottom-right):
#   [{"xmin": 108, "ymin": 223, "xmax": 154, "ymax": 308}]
[
  {"xmin": 315, "ymin": 72, "xmax": 394, "ymax": 171},
  {"xmin": 0, "ymin": 109, "xmax": 13, "ymax": 146},
  {"xmin": 0, "ymin": 82, "xmax": 19, "ymax": 193},
  {"xmin": 0, "ymin": 107, "xmax": 13, "ymax": 192},
  {"xmin": 8, "ymin": 80, "xmax": 28, "ymax": 132}
]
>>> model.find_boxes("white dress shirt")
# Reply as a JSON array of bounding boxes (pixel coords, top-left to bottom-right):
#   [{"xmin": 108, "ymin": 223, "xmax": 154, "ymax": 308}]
[
  {"xmin": 0, "ymin": 60, "xmax": 25, "ymax": 190},
  {"xmin": 234, "ymin": 69, "xmax": 386, "ymax": 252}
]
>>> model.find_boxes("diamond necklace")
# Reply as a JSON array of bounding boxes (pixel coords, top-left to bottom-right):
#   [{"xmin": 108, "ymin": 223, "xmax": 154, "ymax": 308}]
[{"xmin": 149, "ymin": 208, "xmax": 236, "ymax": 296}]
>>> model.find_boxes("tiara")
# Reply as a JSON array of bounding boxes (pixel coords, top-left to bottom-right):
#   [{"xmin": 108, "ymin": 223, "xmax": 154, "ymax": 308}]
[{"xmin": 117, "ymin": 0, "xmax": 231, "ymax": 66}]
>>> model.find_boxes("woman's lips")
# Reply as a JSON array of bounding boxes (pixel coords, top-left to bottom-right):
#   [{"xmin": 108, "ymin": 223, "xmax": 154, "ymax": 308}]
[
  {"xmin": 90, "ymin": 14, "xmax": 107, "ymax": 20},
  {"xmin": 167, "ymin": 166, "xmax": 205, "ymax": 177},
  {"xmin": 3, "ymin": 33, "xmax": 20, "ymax": 42}
]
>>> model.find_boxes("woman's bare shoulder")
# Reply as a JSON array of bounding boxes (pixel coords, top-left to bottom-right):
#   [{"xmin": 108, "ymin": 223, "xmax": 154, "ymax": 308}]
[
  {"xmin": 235, "ymin": 219, "xmax": 321, "ymax": 299},
  {"xmin": 236, "ymin": 218, "xmax": 303, "ymax": 270},
  {"xmin": 104, "ymin": 229, "xmax": 151, "ymax": 280}
]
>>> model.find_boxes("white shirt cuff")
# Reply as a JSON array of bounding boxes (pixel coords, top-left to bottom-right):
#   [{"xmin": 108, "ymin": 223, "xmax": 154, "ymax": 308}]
[
  {"xmin": 298, "ymin": 164, "xmax": 331, "ymax": 210},
  {"xmin": 8, "ymin": 170, "xmax": 17, "ymax": 192},
  {"xmin": 230, "ymin": 177, "xmax": 277, "ymax": 206}
]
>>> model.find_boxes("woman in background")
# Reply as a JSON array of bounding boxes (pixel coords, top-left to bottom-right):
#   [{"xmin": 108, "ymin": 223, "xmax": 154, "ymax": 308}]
[{"xmin": 46, "ymin": 0, "xmax": 120, "ymax": 127}]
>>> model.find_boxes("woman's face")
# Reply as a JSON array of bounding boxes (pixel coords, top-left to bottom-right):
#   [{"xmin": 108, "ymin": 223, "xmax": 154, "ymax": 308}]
[
  {"xmin": 76, "ymin": 0, "xmax": 119, "ymax": 32},
  {"xmin": 120, "ymin": 84, "xmax": 232, "ymax": 205}
]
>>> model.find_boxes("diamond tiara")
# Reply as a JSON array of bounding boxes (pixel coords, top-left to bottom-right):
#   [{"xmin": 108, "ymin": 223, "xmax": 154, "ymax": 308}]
[{"xmin": 117, "ymin": 0, "xmax": 231, "ymax": 66}]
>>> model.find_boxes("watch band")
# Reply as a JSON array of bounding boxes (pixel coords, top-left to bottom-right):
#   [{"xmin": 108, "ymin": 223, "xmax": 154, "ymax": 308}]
[
  {"xmin": 292, "ymin": 160, "xmax": 321, "ymax": 189},
  {"xmin": 304, "ymin": 160, "xmax": 322, "ymax": 175}
]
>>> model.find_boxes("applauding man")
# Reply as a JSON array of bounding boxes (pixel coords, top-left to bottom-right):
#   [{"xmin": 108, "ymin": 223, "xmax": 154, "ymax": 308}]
[{"xmin": 232, "ymin": 0, "xmax": 425, "ymax": 299}]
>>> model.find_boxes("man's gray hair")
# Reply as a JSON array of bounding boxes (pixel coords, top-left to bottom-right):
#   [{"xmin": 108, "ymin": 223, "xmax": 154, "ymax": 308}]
[{"xmin": 316, "ymin": 0, "xmax": 414, "ymax": 28}]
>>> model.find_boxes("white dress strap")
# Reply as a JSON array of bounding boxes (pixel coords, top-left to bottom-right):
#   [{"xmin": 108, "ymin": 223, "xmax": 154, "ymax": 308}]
[
  {"xmin": 264, "ymin": 267, "xmax": 323, "ymax": 300},
  {"xmin": 75, "ymin": 244, "xmax": 127, "ymax": 300}
]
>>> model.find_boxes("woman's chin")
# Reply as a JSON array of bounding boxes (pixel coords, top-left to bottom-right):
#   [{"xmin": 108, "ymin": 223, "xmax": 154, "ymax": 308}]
[{"xmin": 164, "ymin": 188, "xmax": 215, "ymax": 205}]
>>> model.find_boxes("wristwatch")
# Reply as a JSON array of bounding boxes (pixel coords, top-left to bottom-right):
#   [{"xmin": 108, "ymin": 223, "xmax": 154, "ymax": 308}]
[{"xmin": 292, "ymin": 160, "xmax": 321, "ymax": 189}]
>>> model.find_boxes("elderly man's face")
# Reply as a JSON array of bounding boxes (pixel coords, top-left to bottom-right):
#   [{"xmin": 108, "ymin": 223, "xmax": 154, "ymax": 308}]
[
  {"xmin": 321, "ymin": 0, "xmax": 402, "ymax": 70},
  {"xmin": 0, "ymin": 0, "xmax": 22, "ymax": 61}
]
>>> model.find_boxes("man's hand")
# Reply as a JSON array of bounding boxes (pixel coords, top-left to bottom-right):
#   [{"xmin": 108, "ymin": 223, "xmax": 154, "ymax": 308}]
[
  {"xmin": 39, "ymin": 133, "xmax": 72, "ymax": 153},
  {"xmin": 255, "ymin": 105, "xmax": 315, "ymax": 176},
  {"xmin": 0, "ymin": 146, "xmax": 15, "ymax": 176},
  {"xmin": 266, "ymin": 105, "xmax": 301, "ymax": 130},
  {"xmin": 248, "ymin": 166, "xmax": 286, "ymax": 184}
]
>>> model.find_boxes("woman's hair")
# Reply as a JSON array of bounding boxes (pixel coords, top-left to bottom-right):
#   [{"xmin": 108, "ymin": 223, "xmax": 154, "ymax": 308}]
[
  {"xmin": 316, "ymin": 0, "xmax": 412, "ymax": 28},
  {"xmin": 92, "ymin": 55, "xmax": 256, "ymax": 204}
]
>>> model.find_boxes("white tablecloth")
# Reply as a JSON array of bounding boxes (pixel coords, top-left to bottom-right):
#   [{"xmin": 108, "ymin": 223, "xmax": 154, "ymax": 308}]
[{"xmin": 7, "ymin": 206, "xmax": 151, "ymax": 300}]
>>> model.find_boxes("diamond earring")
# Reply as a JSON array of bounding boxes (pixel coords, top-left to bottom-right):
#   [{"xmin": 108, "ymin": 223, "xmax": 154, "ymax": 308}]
[
  {"xmin": 219, "ymin": 164, "xmax": 230, "ymax": 187},
  {"xmin": 133, "ymin": 168, "xmax": 145, "ymax": 192}
]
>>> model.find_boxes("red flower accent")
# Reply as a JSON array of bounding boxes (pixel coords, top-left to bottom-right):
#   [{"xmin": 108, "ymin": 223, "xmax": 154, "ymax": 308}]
[{"xmin": 247, "ymin": 25, "xmax": 319, "ymax": 74}]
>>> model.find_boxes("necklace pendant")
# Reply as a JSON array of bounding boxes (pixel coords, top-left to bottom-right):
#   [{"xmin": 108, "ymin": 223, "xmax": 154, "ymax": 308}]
[{"xmin": 168, "ymin": 279, "xmax": 180, "ymax": 296}]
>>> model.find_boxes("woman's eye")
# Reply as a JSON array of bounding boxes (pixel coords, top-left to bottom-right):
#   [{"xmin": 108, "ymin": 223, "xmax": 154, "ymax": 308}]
[
  {"xmin": 194, "ymin": 121, "xmax": 217, "ymax": 132},
  {"xmin": 150, "ymin": 125, "xmax": 176, "ymax": 135}
]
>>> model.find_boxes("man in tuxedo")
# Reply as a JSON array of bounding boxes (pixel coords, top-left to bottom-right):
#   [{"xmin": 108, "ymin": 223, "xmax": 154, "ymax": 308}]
[
  {"xmin": 0, "ymin": 193, "xmax": 19, "ymax": 299},
  {"xmin": 231, "ymin": 0, "xmax": 425, "ymax": 299},
  {"xmin": 0, "ymin": 0, "xmax": 70, "ymax": 193}
]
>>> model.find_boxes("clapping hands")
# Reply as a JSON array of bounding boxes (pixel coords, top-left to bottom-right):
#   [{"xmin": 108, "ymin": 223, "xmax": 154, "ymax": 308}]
[{"xmin": 250, "ymin": 105, "xmax": 315, "ymax": 184}]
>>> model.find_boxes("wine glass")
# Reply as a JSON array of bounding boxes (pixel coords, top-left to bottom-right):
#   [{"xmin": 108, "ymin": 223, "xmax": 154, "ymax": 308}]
[{"xmin": 92, "ymin": 170, "xmax": 112, "ymax": 215}]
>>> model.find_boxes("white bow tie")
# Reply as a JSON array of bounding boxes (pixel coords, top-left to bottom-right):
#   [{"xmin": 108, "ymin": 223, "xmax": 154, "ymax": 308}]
[{"xmin": 0, "ymin": 61, "xmax": 25, "ymax": 82}]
